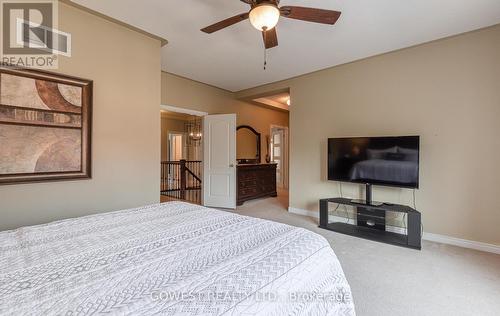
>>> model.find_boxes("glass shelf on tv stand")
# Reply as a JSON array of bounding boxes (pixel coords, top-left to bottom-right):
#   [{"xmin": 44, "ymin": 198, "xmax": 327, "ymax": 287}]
[
  {"xmin": 349, "ymin": 199, "xmax": 384, "ymax": 207},
  {"xmin": 319, "ymin": 198, "xmax": 422, "ymax": 250}
]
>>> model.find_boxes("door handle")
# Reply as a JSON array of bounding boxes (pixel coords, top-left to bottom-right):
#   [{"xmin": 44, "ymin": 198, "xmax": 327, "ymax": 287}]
[{"xmin": 229, "ymin": 164, "xmax": 235, "ymax": 168}]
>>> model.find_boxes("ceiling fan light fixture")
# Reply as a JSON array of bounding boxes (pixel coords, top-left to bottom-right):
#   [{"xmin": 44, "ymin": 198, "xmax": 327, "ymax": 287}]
[{"xmin": 249, "ymin": 3, "xmax": 280, "ymax": 31}]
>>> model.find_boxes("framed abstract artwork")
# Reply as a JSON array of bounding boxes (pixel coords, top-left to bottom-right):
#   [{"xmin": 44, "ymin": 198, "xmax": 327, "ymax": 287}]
[{"xmin": 0, "ymin": 66, "xmax": 92, "ymax": 185}]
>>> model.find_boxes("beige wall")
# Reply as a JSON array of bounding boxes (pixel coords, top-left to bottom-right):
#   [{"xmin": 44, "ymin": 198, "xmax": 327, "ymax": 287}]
[
  {"xmin": 238, "ymin": 25, "xmax": 500, "ymax": 245},
  {"xmin": 0, "ymin": 3, "xmax": 161, "ymax": 231},
  {"xmin": 162, "ymin": 72, "xmax": 289, "ymax": 163}
]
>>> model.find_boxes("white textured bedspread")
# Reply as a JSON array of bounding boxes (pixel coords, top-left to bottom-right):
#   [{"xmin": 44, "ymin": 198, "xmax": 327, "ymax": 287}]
[{"xmin": 0, "ymin": 202, "xmax": 355, "ymax": 315}]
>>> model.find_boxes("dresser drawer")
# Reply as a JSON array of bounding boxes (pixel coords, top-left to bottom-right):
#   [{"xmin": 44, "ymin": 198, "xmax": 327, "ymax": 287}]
[
  {"xmin": 239, "ymin": 178, "xmax": 258, "ymax": 187},
  {"xmin": 237, "ymin": 164, "xmax": 277, "ymax": 205},
  {"xmin": 240, "ymin": 187, "xmax": 258, "ymax": 198}
]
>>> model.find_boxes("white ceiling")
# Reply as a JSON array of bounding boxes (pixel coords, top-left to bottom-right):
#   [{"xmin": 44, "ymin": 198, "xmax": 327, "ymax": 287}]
[{"xmin": 72, "ymin": 0, "xmax": 500, "ymax": 92}]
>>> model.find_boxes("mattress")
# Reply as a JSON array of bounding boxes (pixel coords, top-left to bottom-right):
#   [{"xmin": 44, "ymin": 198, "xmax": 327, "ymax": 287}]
[{"xmin": 0, "ymin": 202, "xmax": 355, "ymax": 315}]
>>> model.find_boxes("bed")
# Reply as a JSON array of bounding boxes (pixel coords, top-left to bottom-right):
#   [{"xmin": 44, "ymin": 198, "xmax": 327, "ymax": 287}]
[{"xmin": 0, "ymin": 202, "xmax": 355, "ymax": 315}]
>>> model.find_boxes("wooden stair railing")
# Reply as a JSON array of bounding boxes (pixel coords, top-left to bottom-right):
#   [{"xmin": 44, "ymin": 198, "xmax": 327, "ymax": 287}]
[{"xmin": 161, "ymin": 160, "xmax": 202, "ymax": 204}]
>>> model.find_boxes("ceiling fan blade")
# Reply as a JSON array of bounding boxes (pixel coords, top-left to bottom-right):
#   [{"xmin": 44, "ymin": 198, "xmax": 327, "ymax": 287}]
[
  {"xmin": 262, "ymin": 27, "xmax": 278, "ymax": 49},
  {"xmin": 201, "ymin": 13, "xmax": 249, "ymax": 34},
  {"xmin": 280, "ymin": 6, "xmax": 341, "ymax": 25}
]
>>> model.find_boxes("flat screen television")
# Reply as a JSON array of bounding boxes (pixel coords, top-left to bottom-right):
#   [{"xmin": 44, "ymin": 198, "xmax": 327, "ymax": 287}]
[{"xmin": 328, "ymin": 136, "xmax": 420, "ymax": 189}]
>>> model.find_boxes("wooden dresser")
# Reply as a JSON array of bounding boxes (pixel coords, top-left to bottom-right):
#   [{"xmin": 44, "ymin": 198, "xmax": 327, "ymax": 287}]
[{"xmin": 237, "ymin": 163, "xmax": 277, "ymax": 206}]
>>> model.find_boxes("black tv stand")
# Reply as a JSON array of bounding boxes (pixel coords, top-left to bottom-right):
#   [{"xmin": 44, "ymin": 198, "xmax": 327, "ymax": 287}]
[
  {"xmin": 348, "ymin": 183, "xmax": 384, "ymax": 206},
  {"xmin": 350, "ymin": 199, "xmax": 384, "ymax": 207},
  {"xmin": 319, "ymin": 197, "xmax": 422, "ymax": 250}
]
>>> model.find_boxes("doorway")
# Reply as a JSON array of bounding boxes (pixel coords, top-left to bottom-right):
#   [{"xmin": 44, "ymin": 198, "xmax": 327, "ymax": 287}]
[
  {"xmin": 160, "ymin": 106, "xmax": 205, "ymax": 204},
  {"xmin": 168, "ymin": 133, "xmax": 186, "ymax": 161},
  {"xmin": 270, "ymin": 125, "xmax": 289, "ymax": 189}
]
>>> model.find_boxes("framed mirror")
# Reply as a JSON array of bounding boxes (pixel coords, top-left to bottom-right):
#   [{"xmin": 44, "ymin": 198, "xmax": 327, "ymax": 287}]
[{"xmin": 237, "ymin": 125, "xmax": 261, "ymax": 164}]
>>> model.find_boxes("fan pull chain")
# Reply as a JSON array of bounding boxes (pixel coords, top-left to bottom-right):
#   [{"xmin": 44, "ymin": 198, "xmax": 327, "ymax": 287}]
[
  {"xmin": 264, "ymin": 48, "xmax": 267, "ymax": 70},
  {"xmin": 263, "ymin": 27, "xmax": 267, "ymax": 70}
]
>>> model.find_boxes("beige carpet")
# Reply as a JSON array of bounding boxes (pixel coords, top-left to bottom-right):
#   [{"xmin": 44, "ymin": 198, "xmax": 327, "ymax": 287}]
[{"xmin": 228, "ymin": 192, "xmax": 500, "ymax": 316}]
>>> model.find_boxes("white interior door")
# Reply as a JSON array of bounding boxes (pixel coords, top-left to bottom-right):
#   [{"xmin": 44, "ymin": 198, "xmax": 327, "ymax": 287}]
[
  {"xmin": 272, "ymin": 130, "xmax": 283, "ymax": 187},
  {"xmin": 203, "ymin": 114, "xmax": 236, "ymax": 209},
  {"xmin": 271, "ymin": 126, "xmax": 288, "ymax": 189}
]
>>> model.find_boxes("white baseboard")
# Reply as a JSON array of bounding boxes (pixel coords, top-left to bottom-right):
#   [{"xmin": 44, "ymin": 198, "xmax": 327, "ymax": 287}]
[
  {"xmin": 422, "ymin": 233, "xmax": 500, "ymax": 254},
  {"xmin": 288, "ymin": 207, "xmax": 500, "ymax": 255}
]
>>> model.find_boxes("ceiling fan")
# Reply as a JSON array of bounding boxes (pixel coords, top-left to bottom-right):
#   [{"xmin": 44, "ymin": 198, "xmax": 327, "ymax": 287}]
[{"xmin": 201, "ymin": 0, "xmax": 342, "ymax": 50}]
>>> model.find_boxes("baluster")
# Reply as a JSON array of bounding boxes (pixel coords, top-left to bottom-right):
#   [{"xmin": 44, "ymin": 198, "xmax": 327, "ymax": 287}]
[{"xmin": 180, "ymin": 160, "xmax": 186, "ymax": 200}]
